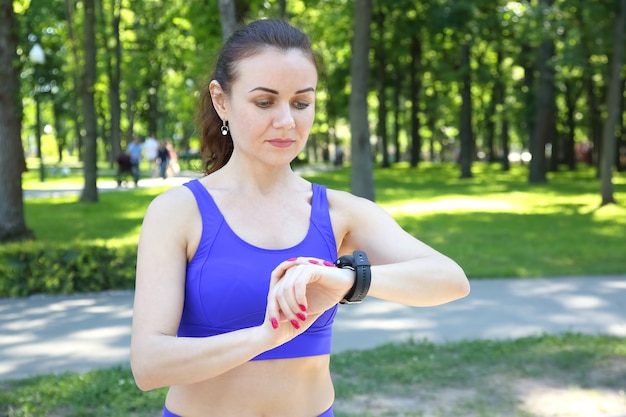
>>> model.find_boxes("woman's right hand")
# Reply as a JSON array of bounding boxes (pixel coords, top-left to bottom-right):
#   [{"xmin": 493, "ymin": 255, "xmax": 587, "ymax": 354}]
[{"xmin": 261, "ymin": 257, "xmax": 353, "ymax": 341}]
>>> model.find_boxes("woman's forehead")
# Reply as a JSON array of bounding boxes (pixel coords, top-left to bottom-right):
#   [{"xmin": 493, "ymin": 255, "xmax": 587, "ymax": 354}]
[{"xmin": 233, "ymin": 48, "xmax": 318, "ymax": 87}]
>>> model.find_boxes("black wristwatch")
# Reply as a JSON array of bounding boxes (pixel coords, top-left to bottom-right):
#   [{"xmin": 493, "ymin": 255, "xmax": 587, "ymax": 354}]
[{"xmin": 335, "ymin": 250, "xmax": 372, "ymax": 304}]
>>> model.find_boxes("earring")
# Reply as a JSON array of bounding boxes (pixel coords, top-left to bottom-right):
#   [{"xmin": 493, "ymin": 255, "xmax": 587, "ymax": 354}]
[{"xmin": 221, "ymin": 119, "xmax": 229, "ymax": 136}]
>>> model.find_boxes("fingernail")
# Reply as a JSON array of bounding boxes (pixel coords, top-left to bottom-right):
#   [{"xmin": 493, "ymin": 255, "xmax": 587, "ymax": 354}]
[
  {"xmin": 299, "ymin": 304, "xmax": 307, "ymax": 312},
  {"xmin": 291, "ymin": 319, "xmax": 301, "ymax": 329},
  {"xmin": 271, "ymin": 318, "xmax": 279, "ymax": 329},
  {"xmin": 297, "ymin": 313, "xmax": 307, "ymax": 321},
  {"xmin": 287, "ymin": 258, "xmax": 297, "ymax": 262},
  {"xmin": 323, "ymin": 260, "xmax": 334, "ymax": 267},
  {"xmin": 308, "ymin": 259, "xmax": 319, "ymax": 264}
]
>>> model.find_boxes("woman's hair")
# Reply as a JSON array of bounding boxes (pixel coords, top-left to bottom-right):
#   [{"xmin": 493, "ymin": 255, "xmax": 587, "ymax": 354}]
[{"xmin": 196, "ymin": 19, "xmax": 318, "ymax": 174}]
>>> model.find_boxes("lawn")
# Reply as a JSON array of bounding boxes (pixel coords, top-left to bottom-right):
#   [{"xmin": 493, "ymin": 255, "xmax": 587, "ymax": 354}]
[
  {"xmin": 1, "ymin": 334, "xmax": 624, "ymax": 417},
  {"xmin": 23, "ymin": 161, "xmax": 626, "ymax": 278}
]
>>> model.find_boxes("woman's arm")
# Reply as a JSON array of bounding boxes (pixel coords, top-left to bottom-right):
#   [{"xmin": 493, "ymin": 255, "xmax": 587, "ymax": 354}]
[
  {"xmin": 329, "ymin": 190, "xmax": 470, "ymax": 307},
  {"xmin": 265, "ymin": 190, "xmax": 470, "ymax": 326}
]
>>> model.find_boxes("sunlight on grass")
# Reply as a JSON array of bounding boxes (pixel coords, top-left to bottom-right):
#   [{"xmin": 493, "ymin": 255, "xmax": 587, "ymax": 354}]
[
  {"xmin": 23, "ymin": 163, "xmax": 626, "ymax": 278},
  {"xmin": 385, "ymin": 197, "xmax": 519, "ymax": 214}
]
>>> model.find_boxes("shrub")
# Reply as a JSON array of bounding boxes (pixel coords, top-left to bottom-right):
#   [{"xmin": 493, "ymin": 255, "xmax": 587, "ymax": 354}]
[{"xmin": 0, "ymin": 241, "xmax": 136, "ymax": 298}]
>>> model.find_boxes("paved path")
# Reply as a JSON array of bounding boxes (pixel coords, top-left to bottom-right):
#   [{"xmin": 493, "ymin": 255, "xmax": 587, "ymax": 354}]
[
  {"xmin": 23, "ymin": 175, "xmax": 200, "ymax": 199},
  {"xmin": 1, "ymin": 275, "xmax": 624, "ymax": 381}
]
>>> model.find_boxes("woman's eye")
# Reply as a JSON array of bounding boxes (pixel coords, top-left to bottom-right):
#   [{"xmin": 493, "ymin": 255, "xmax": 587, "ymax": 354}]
[
  {"xmin": 256, "ymin": 100, "xmax": 272, "ymax": 108},
  {"xmin": 294, "ymin": 101, "xmax": 310, "ymax": 109}
]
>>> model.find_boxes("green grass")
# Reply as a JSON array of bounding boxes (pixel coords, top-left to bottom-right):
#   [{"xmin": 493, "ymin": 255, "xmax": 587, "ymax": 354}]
[
  {"xmin": 23, "ymin": 162, "xmax": 626, "ymax": 278},
  {"xmin": 361, "ymin": 163, "xmax": 626, "ymax": 278},
  {"xmin": 24, "ymin": 187, "xmax": 168, "ymax": 248},
  {"xmin": 1, "ymin": 334, "xmax": 624, "ymax": 417}
]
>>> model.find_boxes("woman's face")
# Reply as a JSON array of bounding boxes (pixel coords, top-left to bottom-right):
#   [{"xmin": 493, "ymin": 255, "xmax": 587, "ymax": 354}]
[{"xmin": 221, "ymin": 47, "xmax": 318, "ymax": 167}]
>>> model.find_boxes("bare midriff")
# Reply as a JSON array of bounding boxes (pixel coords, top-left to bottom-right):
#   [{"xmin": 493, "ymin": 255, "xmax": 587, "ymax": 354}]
[{"xmin": 164, "ymin": 355, "xmax": 334, "ymax": 417}]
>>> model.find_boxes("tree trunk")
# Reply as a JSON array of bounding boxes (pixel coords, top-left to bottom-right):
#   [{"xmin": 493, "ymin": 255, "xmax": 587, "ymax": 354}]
[
  {"xmin": 529, "ymin": 31, "xmax": 555, "ymax": 183},
  {"xmin": 585, "ymin": 71, "xmax": 602, "ymax": 170},
  {"xmin": 392, "ymin": 74, "xmax": 401, "ymax": 163},
  {"xmin": 64, "ymin": 0, "xmax": 84, "ymax": 160},
  {"xmin": 80, "ymin": 0, "xmax": 99, "ymax": 202},
  {"xmin": 375, "ymin": 9, "xmax": 389, "ymax": 168},
  {"xmin": 520, "ymin": 43, "xmax": 535, "ymax": 155},
  {"xmin": 218, "ymin": 0, "xmax": 237, "ymax": 42},
  {"xmin": 409, "ymin": 34, "xmax": 422, "ymax": 168},
  {"xmin": 125, "ymin": 87, "xmax": 135, "ymax": 143},
  {"xmin": 501, "ymin": 119, "xmax": 510, "ymax": 171},
  {"xmin": 278, "ymin": 0, "xmax": 286, "ymax": 19},
  {"xmin": 427, "ymin": 113, "xmax": 436, "ymax": 162},
  {"xmin": 0, "ymin": 0, "xmax": 34, "ymax": 242},
  {"xmin": 549, "ymin": 113, "xmax": 560, "ymax": 172},
  {"xmin": 563, "ymin": 80, "xmax": 579, "ymax": 170},
  {"xmin": 459, "ymin": 43, "xmax": 473, "ymax": 179},
  {"xmin": 600, "ymin": 0, "xmax": 626, "ymax": 206},
  {"xmin": 485, "ymin": 50, "xmax": 502, "ymax": 163},
  {"xmin": 101, "ymin": 0, "xmax": 122, "ymax": 166},
  {"xmin": 617, "ymin": 87, "xmax": 625, "ymax": 172},
  {"xmin": 53, "ymin": 99, "xmax": 68, "ymax": 162},
  {"xmin": 349, "ymin": 0, "xmax": 374, "ymax": 201}
]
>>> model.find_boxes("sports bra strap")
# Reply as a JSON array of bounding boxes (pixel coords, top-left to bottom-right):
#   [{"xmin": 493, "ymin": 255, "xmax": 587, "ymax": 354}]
[{"xmin": 183, "ymin": 179, "xmax": 223, "ymax": 252}]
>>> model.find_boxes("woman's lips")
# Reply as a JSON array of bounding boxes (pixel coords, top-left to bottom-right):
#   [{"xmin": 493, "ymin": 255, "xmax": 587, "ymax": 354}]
[{"xmin": 267, "ymin": 139, "xmax": 295, "ymax": 148}]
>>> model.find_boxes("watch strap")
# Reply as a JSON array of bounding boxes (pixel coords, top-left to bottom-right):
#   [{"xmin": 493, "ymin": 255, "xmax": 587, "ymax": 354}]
[{"xmin": 335, "ymin": 250, "xmax": 371, "ymax": 304}]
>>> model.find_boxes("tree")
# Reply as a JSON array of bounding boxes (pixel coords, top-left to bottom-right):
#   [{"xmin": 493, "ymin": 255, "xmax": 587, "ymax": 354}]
[
  {"xmin": 349, "ymin": 0, "xmax": 374, "ymax": 201},
  {"xmin": 600, "ymin": 0, "xmax": 626, "ymax": 206},
  {"xmin": 79, "ymin": 0, "xmax": 99, "ymax": 202},
  {"xmin": 528, "ymin": 0, "xmax": 555, "ymax": 184},
  {"xmin": 0, "ymin": 0, "xmax": 34, "ymax": 242},
  {"xmin": 98, "ymin": 0, "xmax": 122, "ymax": 167},
  {"xmin": 219, "ymin": 0, "xmax": 237, "ymax": 41},
  {"xmin": 459, "ymin": 42, "xmax": 474, "ymax": 179},
  {"xmin": 408, "ymin": 11, "xmax": 423, "ymax": 168},
  {"xmin": 374, "ymin": 7, "xmax": 389, "ymax": 168}
]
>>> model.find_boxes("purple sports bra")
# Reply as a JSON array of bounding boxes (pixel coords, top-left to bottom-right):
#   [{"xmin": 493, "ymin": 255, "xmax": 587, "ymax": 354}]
[{"xmin": 178, "ymin": 179, "xmax": 338, "ymax": 360}]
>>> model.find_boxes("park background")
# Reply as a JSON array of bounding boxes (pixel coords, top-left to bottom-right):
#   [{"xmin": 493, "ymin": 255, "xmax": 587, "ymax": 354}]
[{"xmin": 1, "ymin": 0, "xmax": 626, "ymax": 416}]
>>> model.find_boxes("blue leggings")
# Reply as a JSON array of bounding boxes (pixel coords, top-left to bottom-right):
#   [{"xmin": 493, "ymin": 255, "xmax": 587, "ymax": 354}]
[{"xmin": 162, "ymin": 405, "xmax": 334, "ymax": 416}]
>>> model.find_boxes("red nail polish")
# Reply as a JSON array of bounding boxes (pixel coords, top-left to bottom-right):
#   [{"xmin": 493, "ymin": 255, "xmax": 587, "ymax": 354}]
[
  {"xmin": 297, "ymin": 313, "xmax": 306, "ymax": 321},
  {"xmin": 323, "ymin": 260, "xmax": 334, "ymax": 267},
  {"xmin": 287, "ymin": 258, "xmax": 297, "ymax": 262},
  {"xmin": 308, "ymin": 259, "xmax": 319, "ymax": 264},
  {"xmin": 271, "ymin": 318, "xmax": 279, "ymax": 329},
  {"xmin": 299, "ymin": 304, "xmax": 307, "ymax": 312},
  {"xmin": 291, "ymin": 319, "xmax": 301, "ymax": 329}
]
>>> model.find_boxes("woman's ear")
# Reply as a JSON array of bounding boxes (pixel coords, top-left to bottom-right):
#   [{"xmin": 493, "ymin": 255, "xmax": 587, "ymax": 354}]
[{"xmin": 209, "ymin": 80, "xmax": 228, "ymax": 119}]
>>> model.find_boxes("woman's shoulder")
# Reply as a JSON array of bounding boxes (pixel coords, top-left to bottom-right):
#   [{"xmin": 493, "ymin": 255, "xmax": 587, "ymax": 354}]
[
  {"xmin": 325, "ymin": 187, "xmax": 378, "ymax": 209},
  {"xmin": 324, "ymin": 187, "xmax": 388, "ymax": 224},
  {"xmin": 144, "ymin": 182, "xmax": 199, "ymax": 222}
]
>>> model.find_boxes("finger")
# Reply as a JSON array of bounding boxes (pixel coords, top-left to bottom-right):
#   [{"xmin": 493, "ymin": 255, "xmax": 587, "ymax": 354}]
[
  {"xmin": 270, "ymin": 258, "xmax": 299, "ymax": 284},
  {"xmin": 274, "ymin": 281, "xmax": 301, "ymax": 329},
  {"xmin": 265, "ymin": 290, "xmax": 281, "ymax": 330}
]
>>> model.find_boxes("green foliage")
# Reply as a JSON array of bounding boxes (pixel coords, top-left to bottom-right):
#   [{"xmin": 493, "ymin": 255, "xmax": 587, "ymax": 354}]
[{"xmin": 0, "ymin": 241, "xmax": 136, "ymax": 298}]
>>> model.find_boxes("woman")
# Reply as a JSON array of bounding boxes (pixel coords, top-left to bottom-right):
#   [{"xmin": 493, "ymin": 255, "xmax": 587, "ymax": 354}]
[{"xmin": 130, "ymin": 19, "xmax": 470, "ymax": 417}]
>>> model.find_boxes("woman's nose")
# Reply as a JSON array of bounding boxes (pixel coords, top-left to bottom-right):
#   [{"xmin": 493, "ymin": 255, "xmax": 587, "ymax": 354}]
[{"xmin": 272, "ymin": 104, "xmax": 295, "ymax": 130}]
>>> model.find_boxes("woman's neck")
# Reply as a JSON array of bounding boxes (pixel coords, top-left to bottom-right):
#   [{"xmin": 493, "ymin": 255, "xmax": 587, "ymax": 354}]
[{"xmin": 208, "ymin": 157, "xmax": 306, "ymax": 195}]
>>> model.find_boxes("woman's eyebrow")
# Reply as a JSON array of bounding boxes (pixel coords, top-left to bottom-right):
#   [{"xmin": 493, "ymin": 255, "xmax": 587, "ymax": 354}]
[
  {"xmin": 248, "ymin": 86, "xmax": 315, "ymax": 94},
  {"xmin": 249, "ymin": 86, "xmax": 279, "ymax": 94}
]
